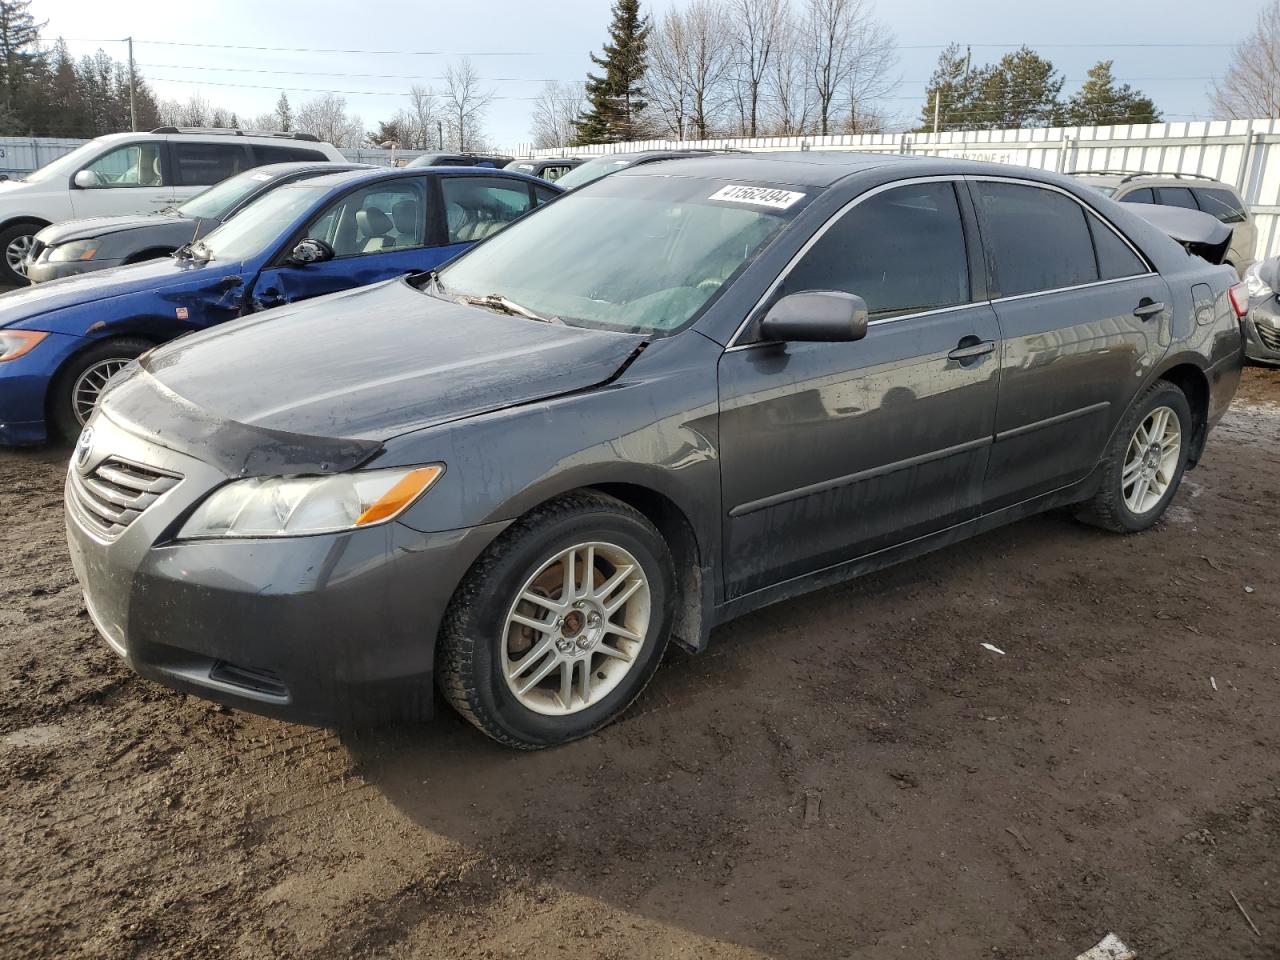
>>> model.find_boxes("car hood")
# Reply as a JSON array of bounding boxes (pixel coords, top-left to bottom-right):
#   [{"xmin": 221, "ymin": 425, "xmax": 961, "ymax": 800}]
[
  {"xmin": 132, "ymin": 278, "xmax": 647, "ymax": 445},
  {"xmin": 35, "ymin": 213, "xmax": 191, "ymax": 245}
]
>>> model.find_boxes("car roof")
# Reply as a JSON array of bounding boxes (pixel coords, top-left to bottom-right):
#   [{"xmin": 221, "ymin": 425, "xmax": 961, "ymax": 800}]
[
  {"xmin": 293, "ymin": 165, "xmax": 554, "ymax": 191},
  {"xmin": 247, "ymin": 161, "xmax": 373, "ymax": 179},
  {"xmin": 613, "ymin": 150, "xmax": 915, "ymax": 188},
  {"xmin": 1069, "ymin": 171, "xmax": 1236, "ymax": 190}
]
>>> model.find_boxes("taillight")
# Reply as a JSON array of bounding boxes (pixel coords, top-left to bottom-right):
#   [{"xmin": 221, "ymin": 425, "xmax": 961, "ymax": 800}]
[{"xmin": 1228, "ymin": 282, "xmax": 1249, "ymax": 318}]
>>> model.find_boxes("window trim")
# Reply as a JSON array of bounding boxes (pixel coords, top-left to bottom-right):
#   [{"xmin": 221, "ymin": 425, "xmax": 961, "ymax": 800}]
[{"xmin": 725, "ymin": 174, "xmax": 1158, "ymax": 351}]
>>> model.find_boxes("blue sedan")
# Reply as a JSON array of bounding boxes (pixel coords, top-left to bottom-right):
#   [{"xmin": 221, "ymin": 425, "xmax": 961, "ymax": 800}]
[{"xmin": 0, "ymin": 166, "xmax": 561, "ymax": 444}]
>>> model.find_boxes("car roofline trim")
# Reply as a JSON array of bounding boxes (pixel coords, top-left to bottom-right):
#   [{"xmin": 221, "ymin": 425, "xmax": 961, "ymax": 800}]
[{"xmin": 723, "ymin": 173, "xmax": 1157, "ymax": 350}]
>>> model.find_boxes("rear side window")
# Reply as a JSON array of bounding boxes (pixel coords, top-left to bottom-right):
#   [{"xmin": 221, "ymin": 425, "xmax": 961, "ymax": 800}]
[
  {"xmin": 251, "ymin": 145, "xmax": 330, "ymax": 164},
  {"xmin": 1119, "ymin": 187, "xmax": 1154, "ymax": 204},
  {"xmin": 781, "ymin": 181, "xmax": 970, "ymax": 318},
  {"xmin": 974, "ymin": 181, "xmax": 1098, "ymax": 297},
  {"xmin": 172, "ymin": 143, "xmax": 252, "ymax": 186},
  {"xmin": 441, "ymin": 176, "xmax": 536, "ymax": 243},
  {"xmin": 1157, "ymin": 186, "xmax": 1198, "ymax": 209},
  {"xmin": 533, "ymin": 185, "xmax": 559, "ymax": 206},
  {"xmin": 1191, "ymin": 186, "xmax": 1247, "ymax": 224},
  {"xmin": 1087, "ymin": 213, "xmax": 1148, "ymax": 280}
]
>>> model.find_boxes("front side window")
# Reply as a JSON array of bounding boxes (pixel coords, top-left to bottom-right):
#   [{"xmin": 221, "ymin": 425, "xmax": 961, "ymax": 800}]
[
  {"xmin": 975, "ymin": 181, "xmax": 1098, "ymax": 297},
  {"xmin": 434, "ymin": 175, "xmax": 800, "ymax": 335},
  {"xmin": 778, "ymin": 181, "xmax": 970, "ymax": 318},
  {"xmin": 1191, "ymin": 186, "xmax": 1248, "ymax": 224},
  {"xmin": 81, "ymin": 142, "xmax": 165, "ymax": 188},
  {"xmin": 172, "ymin": 143, "xmax": 251, "ymax": 186},
  {"xmin": 441, "ymin": 176, "xmax": 534, "ymax": 243},
  {"xmin": 306, "ymin": 178, "xmax": 428, "ymax": 258}
]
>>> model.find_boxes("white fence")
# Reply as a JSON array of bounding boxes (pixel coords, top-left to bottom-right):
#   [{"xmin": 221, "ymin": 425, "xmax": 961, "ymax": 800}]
[{"xmin": 537, "ymin": 119, "xmax": 1280, "ymax": 262}]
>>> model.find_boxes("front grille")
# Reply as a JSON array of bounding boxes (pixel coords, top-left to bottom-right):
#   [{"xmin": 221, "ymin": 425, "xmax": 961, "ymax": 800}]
[
  {"xmin": 68, "ymin": 457, "xmax": 181, "ymax": 539},
  {"xmin": 1257, "ymin": 322, "xmax": 1280, "ymax": 351}
]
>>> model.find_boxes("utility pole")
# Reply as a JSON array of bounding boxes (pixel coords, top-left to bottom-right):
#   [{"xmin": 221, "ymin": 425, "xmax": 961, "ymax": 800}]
[
  {"xmin": 126, "ymin": 36, "xmax": 137, "ymax": 131},
  {"xmin": 437, "ymin": 119, "xmax": 444, "ymax": 150},
  {"xmin": 933, "ymin": 89, "xmax": 941, "ymax": 135}
]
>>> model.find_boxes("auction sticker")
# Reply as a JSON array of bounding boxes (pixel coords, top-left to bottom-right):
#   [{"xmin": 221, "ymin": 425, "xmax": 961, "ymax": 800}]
[{"xmin": 708, "ymin": 184, "xmax": 805, "ymax": 209}]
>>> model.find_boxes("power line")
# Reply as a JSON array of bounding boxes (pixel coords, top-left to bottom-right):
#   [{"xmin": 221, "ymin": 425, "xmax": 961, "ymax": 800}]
[
  {"xmin": 144, "ymin": 75, "xmax": 566, "ymax": 101},
  {"xmin": 137, "ymin": 63, "xmax": 578, "ymax": 83}
]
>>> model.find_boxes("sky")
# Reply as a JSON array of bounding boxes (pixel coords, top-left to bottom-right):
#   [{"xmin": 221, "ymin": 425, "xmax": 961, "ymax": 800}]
[{"xmin": 38, "ymin": 0, "xmax": 1272, "ymax": 149}]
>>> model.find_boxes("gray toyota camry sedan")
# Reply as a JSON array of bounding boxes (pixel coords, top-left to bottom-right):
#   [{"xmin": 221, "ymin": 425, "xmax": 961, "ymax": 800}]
[{"xmin": 66, "ymin": 152, "xmax": 1247, "ymax": 748}]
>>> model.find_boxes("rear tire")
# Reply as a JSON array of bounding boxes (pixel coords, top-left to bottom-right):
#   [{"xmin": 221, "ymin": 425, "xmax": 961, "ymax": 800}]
[
  {"xmin": 1077, "ymin": 380, "xmax": 1192, "ymax": 533},
  {"xmin": 49, "ymin": 337, "xmax": 151, "ymax": 442},
  {"xmin": 438, "ymin": 491, "xmax": 674, "ymax": 749}
]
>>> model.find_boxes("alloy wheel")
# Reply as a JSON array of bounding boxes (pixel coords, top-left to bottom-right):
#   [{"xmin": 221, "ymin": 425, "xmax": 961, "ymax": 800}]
[
  {"xmin": 502, "ymin": 541, "xmax": 650, "ymax": 716},
  {"xmin": 1122, "ymin": 405, "xmax": 1182, "ymax": 514},
  {"xmin": 6, "ymin": 233, "xmax": 33, "ymax": 276},
  {"xmin": 71, "ymin": 358, "xmax": 132, "ymax": 425}
]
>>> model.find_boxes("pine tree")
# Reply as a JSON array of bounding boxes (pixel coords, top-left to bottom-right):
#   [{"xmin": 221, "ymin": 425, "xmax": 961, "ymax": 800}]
[
  {"xmin": 575, "ymin": 0, "xmax": 650, "ymax": 144},
  {"xmin": 1060, "ymin": 60, "xmax": 1159, "ymax": 126},
  {"xmin": 964, "ymin": 47, "xmax": 1063, "ymax": 129},
  {"xmin": 275, "ymin": 92, "xmax": 292, "ymax": 132},
  {"xmin": 918, "ymin": 44, "xmax": 978, "ymax": 132},
  {"xmin": 0, "ymin": 0, "xmax": 46, "ymax": 129}
]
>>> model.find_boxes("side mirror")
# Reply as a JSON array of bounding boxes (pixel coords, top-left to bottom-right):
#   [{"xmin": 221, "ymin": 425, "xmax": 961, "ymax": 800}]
[
  {"xmin": 73, "ymin": 170, "xmax": 98, "ymax": 189},
  {"xmin": 288, "ymin": 238, "xmax": 334, "ymax": 265},
  {"xmin": 1258, "ymin": 257, "xmax": 1280, "ymax": 293},
  {"xmin": 758, "ymin": 290, "xmax": 869, "ymax": 343}
]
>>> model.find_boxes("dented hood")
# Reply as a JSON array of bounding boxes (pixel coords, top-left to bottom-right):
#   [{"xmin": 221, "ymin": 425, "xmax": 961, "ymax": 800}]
[{"xmin": 132, "ymin": 277, "xmax": 646, "ymax": 446}]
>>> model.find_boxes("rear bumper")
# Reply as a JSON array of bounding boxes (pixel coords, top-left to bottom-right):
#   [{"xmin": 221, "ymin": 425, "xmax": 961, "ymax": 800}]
[{"xmin": 64, "ymin": 411, "xmax": 507, "ymax": 727}]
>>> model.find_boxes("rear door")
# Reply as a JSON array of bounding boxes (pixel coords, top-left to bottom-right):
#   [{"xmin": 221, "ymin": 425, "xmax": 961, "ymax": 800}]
[
  {"xmin": 249, "ymin": 176, "xmax": 439, "ymax": 310},
  {"xmin": 169, "ymin": 141, "xmax": 255, "ymax": 202},
  {"xmin": 972, "ymin": 178, "xmax": 1171, "ymax": 510},
  {"xmin": 717, "ymin": 179, "xmax": 1002, "ymax": 598}
]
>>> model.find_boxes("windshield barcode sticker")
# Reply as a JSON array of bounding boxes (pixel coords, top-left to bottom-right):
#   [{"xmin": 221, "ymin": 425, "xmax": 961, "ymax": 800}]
[{"xmin": 708, "ymin": 185, "xmax": 805, "ymax": 209}]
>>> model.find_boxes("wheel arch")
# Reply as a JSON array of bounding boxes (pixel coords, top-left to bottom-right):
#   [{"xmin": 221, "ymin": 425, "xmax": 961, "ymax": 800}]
[
  {"xmin": 0, "ymin": 215, "xmax": 51, "ymax": 233},
  {"xmin": 1155, "ymin": 360, "xmax": 1211, "ymax": 465},
  {"xmin": 44, "ymin": 332, "xmax": 161, "ymax": 425}
]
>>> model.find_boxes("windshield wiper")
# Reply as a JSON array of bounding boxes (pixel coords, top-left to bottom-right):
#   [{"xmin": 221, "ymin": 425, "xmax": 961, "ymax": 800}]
[{"xmin": 456, "ymin": 292, "xmax": 561, "ymax": 324}]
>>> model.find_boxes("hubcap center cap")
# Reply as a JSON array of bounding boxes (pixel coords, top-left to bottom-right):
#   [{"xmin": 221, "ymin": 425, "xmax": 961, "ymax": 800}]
[{"xmin": 562, "ymin": 610, "xmax": 585, "ymax": 636}]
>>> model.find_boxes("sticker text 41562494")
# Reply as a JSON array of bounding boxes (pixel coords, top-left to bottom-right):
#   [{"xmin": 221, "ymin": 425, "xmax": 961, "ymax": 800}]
[{"xmin": 707, "ymin": 185, "xmax": 806, "ymax": 210}]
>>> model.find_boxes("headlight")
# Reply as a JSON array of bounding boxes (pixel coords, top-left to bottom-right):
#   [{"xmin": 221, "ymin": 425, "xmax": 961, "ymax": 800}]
[
  {"xmin": 0, "ymin": 330, "xmax": 48, "ymax": 362},
  {"xmin": 1244, "ymin": 263, "xmax": 1273, "ymax": 301},
  {"xmin": 177, "ymin": 464, "xmax": 444, "ymax": 540},
  {"xmin": 47, "ymin": 239, "xmax": 101, "ymax": 263}
]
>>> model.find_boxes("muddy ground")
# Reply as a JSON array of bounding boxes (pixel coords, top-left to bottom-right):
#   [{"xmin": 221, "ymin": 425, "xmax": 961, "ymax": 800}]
[{"xmin": 2, "ymin": 367, "xmax": 1278, "ymax": 960}]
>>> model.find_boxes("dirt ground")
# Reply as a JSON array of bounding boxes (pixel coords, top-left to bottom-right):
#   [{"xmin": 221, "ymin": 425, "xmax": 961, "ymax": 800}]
[{"xmin": 2, "ymin": 367, "xmax": 1278, "ymax": 960}]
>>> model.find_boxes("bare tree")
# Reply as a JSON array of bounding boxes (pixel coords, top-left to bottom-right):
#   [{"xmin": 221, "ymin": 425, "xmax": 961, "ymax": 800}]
[
  {"xmin": 405, "ymin": 84, "xmax": 440, "ymax": 149},
  {"xmin": 764, "ymin": 8, "xmax": 813, "ymax": 135},
  {"xmin": 157, "ymin": 94, "xmax": 213, "ymax": 127},
  {"xmin": 248, "ymin": 111, "xmax": 282, "ymax": 132},
  {"xmin": 1211, "ymin": 0, "xmax": 1280, "ymax": 119},
  {"xmin": 296, "ymin": 93, "xmax": 363, "ymax": 147},
  {"xmin": 647, "ymin": 0, "xmax": 735, "ymax": 139},
  {"xmin": 443, "ymin": 58, "xmax": 494, "ymax": 151},
  {"xmin": 530, "ymin": 80, "xmax": 586, "ymax": 149},
  {"xmin": 801, "ymin": 0, "xmax": 893, "ymax": 136},
  {"xmin": 728, "ymin": 0, "xmax": 785, "ymax": 136},
  {"xmin": 841, "ymin": 11, "xmax": 896, "ymax": 132}
]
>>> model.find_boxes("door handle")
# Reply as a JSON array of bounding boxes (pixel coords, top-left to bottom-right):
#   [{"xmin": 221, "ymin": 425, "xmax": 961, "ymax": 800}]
[
  {"xmin": 947, "ymin": 338, "xmax": 996, "ymax": 363},
  {"xmin": 1133, "ymin": 299, "xmax": 1165, "ymax": 320}
]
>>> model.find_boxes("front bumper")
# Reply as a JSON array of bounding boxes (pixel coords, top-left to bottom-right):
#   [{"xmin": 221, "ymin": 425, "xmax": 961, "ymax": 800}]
[
  {"xmin": 26, "ymin": 257, "xmax": 124, "ymax": 284},
  {"xmin": 1243, "ymin": 300, "xmax": 1280, "ymax": 364},
  {"xmin": 64, "ymin": 411, "xmax": 506, "ymax": 727},
  {"xmin": 0, "ymin": 330, "xmax": 84, "ymax": 446}
]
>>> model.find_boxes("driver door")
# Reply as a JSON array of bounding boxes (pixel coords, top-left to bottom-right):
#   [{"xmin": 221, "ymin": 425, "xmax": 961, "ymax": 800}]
[
  {"xmin": 249, "ymin": 176, "xmax": 439, "ymax": 310},
  {"xmin": 68, "ymin": 141, "xmax": 176, "ymax": 218}
]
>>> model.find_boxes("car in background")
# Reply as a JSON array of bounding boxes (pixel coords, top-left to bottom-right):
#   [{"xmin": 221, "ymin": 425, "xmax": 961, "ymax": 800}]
[
  {"xmin": 1242, "ymin": 257, "xmax": 1280, "ymax": 364},
  {"xmin": 25, "ymin": 162, "xmax": 369, "ymax": 283},
  {"xmin": 553, "ymin": 149, "xmax": 746, "ymax": 191},
  {"xmin": 0, "ymin": 166, "xmax": 560, "ymax": 444},
  {"xmin": 406, "ymin": 153, "xmax": 514, "ymax": 169},
  {"xmin": 504, "ymin": 157, "xmax": 589, "ymax": 183},
  {"xmin": 0, "ymin": 127, "xmax": 345, "ymax": 286},
  {"xmin": 1071, "ymin": 170, "xmax": 1256, "ymax": 276},
  {"xmin": 66, "ymin": 152, "xmax": 1244, "ymax": 747}
]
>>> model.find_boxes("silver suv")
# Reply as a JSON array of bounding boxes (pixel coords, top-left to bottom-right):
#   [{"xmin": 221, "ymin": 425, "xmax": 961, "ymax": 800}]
[{"xmin": 1071, "ymin": 171, "xmax": 1256, "ymax": 276}]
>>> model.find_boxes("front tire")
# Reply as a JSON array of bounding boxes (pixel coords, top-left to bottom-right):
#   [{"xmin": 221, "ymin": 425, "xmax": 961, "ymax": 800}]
[
  {"xmin": 438, "ymin": 491, "xmax": 675, "ymax": 748},
  {"xmin": 49, "ymin": 337, "xmax": 151, "ymax": 442},
  {"xmin": 1078, "ymin": 380, "xmax": 1192, "ymax": 533},
  {"xmin": 0, "ymin": 221, "xmax": 41, "ymax": 287}
]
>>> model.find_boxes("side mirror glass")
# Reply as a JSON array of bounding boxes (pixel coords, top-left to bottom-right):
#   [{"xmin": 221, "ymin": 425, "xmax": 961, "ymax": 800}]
[
  {"xmin": 289, "ymin": 238, "xmax": 334, "ymax": 266},
  {"xmin": 1258, "ymin": 257, "xmax": 1280, "ymax": 293},
  {"xmin": 758, "ymin": 290, "xmax": 869, "ymax": 343},
  {"xmin": 73, "ymin": 170, "xmax": 98, "ymax": 189}
]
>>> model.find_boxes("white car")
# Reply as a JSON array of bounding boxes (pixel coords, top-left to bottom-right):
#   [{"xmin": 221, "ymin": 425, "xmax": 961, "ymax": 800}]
[{"xmin": 0, "ymin": 127, "xmax": 345, "ymax": 285}]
